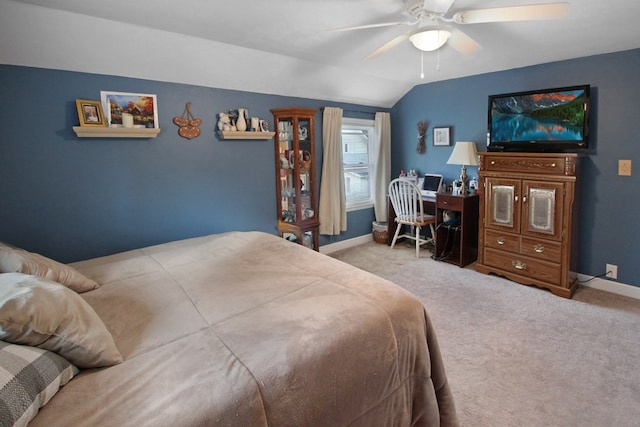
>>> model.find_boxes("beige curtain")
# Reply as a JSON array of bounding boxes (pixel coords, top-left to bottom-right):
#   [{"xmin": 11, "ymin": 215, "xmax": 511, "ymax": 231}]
[
  {"xmin": 319, "ymin": 107, "xmax": 346, "ymax": 235},
  {"xmin": 373, "ymin": 112, "xmax": 391, "ymax": 222}
]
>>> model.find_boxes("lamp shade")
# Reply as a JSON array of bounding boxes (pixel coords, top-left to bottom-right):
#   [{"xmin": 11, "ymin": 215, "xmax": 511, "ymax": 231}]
[
  {"xmin": 409, "ymin": 29, "xmax": 451, "ymax": 52},
  {"xmin": 447, "ymin": 141, "xmax": 479, "ymax": 166}
]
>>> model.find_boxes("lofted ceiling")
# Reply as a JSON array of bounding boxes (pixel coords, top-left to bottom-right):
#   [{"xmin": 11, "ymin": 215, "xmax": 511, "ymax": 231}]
[{"xmin": 2, "ymin": 0, "xmax": 640, "ymax": 107}]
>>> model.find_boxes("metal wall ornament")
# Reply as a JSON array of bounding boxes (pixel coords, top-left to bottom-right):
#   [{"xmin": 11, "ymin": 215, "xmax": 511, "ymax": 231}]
[
  {"xmin": 173, "ymin": 102, "xmax": 201, "ymax": 140},
  {"xmin": 417, "ymin": 121, "xmax": 427, "ymax": 154}
]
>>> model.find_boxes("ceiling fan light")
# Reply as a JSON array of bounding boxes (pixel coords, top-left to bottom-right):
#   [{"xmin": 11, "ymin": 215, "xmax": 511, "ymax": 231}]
[{"xmin": 409, "ymin": 29, "xmax": 451, "ymax": 52}]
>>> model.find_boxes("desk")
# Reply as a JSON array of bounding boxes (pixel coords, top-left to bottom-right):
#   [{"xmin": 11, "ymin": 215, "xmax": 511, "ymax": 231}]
[
  {"xmin": 434, "ymin": 193, "xmax": 479, "ymax": 267},
  {"xmin": 386, "ymin": 194, "xmax": 436, "ymax": 246}
]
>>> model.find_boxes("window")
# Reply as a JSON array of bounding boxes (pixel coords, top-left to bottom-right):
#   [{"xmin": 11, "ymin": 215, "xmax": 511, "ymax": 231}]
[{"xmin": 342, "ymin": 118, "xmax": 375, "ymax": 211}]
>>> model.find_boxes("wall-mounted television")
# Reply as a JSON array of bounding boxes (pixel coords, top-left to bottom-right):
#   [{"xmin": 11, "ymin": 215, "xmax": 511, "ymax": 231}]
[{"xmin": 487, "ymin": 84, "xmax": 590, "ymax": 152}]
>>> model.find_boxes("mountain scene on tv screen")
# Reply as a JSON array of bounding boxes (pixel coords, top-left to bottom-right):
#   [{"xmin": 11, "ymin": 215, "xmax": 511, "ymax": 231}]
[{"xmin": 491, "ymin": 90, "xmax": 586, "ymax": 142}]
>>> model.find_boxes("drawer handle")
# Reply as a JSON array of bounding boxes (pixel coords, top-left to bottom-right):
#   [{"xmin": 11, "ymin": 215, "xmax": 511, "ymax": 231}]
[
  {"xmin": 491, "ymin": 161, "xmax": 496, "ymax": 165},
  {"xmin": 442, "ymin": 200, "xmax": 449, "ymax": 205},
  {"xmin": 496, "ymin": 237, "xmax": 506, "ymax": 245},
  {"xmin": 534, "ymin": 244, "xmax": 544, "ymax": 253},
  {"xmin": 512, "ymin": 260, "xmax": 527, "ymax": 270}
]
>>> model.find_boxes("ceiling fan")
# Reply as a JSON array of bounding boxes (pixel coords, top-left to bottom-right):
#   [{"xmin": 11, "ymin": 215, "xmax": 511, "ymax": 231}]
[{"xmin": 332, "ymin": 0, "xmax": 570, "ymax": 60}]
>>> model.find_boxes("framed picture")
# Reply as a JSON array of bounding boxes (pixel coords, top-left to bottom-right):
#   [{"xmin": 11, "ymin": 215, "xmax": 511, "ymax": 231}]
[
  {"xmin": 100, "ymin": 91, "xmax": 159, "ymax": 128},
  {"xmin": 260, "ymin": 119, "xmax": 269, "ymax": 132},
  {"xmin": 433, "ymin": 126, "xmax": 451, "ymax": 146},
  {"xmin": 75, "ymin": 99, "xmax": 105, "ymax": 127}
]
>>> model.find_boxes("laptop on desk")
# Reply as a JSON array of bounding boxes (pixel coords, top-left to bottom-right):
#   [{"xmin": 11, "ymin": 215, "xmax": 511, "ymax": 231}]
[{"xmin": 420, "ymin": 174, "xmax": 443, "ymax": 198}]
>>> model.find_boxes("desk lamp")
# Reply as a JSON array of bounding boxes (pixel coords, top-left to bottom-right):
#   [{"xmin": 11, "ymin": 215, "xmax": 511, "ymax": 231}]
[{"xmin": 447, "ymin": 141, "xmax": 479, "ymax": 195}]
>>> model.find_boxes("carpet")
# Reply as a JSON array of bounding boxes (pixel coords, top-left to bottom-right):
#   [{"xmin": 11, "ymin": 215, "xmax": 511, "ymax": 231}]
[{"xmin": 329, "ymin": 241, "xmax": 640, "ymax": 427}]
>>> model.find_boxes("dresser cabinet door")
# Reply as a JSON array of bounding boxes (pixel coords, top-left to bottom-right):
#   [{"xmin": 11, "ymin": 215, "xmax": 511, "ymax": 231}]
[
  {"xmin": 521, "ymin": 180, "xmax": 564, "ymax": 241},
  {"xmin": 485, "ymin": 177, "xmax": 521, "ymax": 233}
]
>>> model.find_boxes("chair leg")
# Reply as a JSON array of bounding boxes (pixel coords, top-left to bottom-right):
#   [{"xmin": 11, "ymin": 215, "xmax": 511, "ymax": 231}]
[
  {"xmin": 415, "ymin": 225, "xmax": 421, "ymax": 257},
  {"xmin": 390, "ymin": 223, "xmax": 402, "ymax": 249}
]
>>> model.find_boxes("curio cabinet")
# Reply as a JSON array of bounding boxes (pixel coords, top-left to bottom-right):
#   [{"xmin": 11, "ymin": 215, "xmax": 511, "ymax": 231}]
[{"xmin": 271, "ymin": 108, "xmax": 319, "ymax": 251}]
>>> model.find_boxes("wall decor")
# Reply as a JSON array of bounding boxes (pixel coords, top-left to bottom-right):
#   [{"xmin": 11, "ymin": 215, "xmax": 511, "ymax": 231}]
[
  {"xmin": 100, "ymin": 91, "xmax": 159, "ymax": 128},
  {"xmin": 75, "ymin": 99, "xmax": 105, "ymax": 127},
  {"xmin": 433, "ymin": 126, "xmax": 451, "ymax": 146},
  {"xmin": 216, "ymin": 110, "xmax": 275, "ymax": 140},
  {"xmin": 416, "ymin": 121, "xmax": 427, "ymax": 153},
  {"xmin": 250, "ymin": 117, "xmax": 260, "ymax": 131},
  {"xmin": 173, "ymin": 101, "xmax": 201, "ymax": 140},
  {"xmin": 236, "ymin": 108, "xmax": 248, "ymax": 131}
]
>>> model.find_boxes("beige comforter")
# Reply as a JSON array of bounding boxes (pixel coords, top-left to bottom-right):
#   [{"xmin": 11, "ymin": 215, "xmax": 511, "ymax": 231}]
[{"xmin": 31, "ymin": 231, "xmax": 457, "ymax": 426}]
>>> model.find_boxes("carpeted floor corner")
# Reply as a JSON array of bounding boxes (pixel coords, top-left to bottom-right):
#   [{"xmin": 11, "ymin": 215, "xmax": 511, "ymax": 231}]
[{"xmin": 329, "ymin": 241, "xmax": 640, "ymax": 427}]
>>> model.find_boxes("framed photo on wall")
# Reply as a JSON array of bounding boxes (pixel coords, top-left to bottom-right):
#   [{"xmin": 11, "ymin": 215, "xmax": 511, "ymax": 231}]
[
  {"xmin": 75, "ymin": 99, "xmax": 105, "ymax": 127},
  {"xmin": 100, "ymin": 91, "xmax": 159, "ymax": 128},
  {"xmin": 433, "ymin": 126, "xmax": 451, "ymax": 146}
]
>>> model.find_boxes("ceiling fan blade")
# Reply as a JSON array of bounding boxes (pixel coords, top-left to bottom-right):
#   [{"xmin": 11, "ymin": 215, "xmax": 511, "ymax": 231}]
[
  {"xmin": 422, "ymin": 0, "xmax": 456, "ymax": 14},
  {"xmin": 364, "ymin": 30, "xmax": 414, "ymax": 60},
  {"xmin": 453, "ymin": 2, "xmax": 570, "ymax": 24},
  {"xmin": 329, "ymin": 20, "xmax": 412, "ymax": 32},
  {"xmin": 447, "ymin": 28, "xmax": 482, "ymax": 55}
]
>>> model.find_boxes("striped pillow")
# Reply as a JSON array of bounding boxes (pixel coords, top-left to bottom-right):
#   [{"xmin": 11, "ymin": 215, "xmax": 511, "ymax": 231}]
[{"xmin": 0, "ymin": 341, "xmax": 78, "ymax": 427}]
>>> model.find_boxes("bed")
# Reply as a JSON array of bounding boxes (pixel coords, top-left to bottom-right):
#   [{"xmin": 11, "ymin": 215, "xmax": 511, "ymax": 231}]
[{"xmin": 0, "ymin": 231, "xmax": 457, "ymax": 426}]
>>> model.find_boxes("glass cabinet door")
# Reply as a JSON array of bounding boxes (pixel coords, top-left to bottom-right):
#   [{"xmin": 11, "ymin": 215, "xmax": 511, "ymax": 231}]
[
  {"xmin": 521, "ymin": 180, "xmax": 564, "ymax": 240},
  {"xmin": 275, "ymin": 115, "xmax": 316, "ymax": 226},
  {"xmin": 277, "ymin": 117, "xmax": 296, "ymax": 222},
  {"xmin": 485, "ymin": 177, "xmax": 521, "ymax": 233},
  {"xmin": 297, "ymin": 118, "xmax": 315, "ymax": 223}
]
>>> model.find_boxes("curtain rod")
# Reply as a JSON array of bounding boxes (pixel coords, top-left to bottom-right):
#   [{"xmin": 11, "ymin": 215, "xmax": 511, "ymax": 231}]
[{"xmin": 321, "ymin": 107, "xmax": 379, "ymax": 115}]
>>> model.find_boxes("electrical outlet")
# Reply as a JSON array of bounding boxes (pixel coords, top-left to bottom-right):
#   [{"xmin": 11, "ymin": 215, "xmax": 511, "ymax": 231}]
[
  {"xmin": 619, "ymin": 160, "xmax": 632, "ymax": 176},
  {"xmin": 606, "ymin": 263, "xmax": 618, "ymax": 279}
]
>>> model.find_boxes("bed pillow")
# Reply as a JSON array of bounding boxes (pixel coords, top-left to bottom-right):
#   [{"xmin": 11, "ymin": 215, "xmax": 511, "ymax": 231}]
[
  {"xmin": 0, "ymin": 341, "xmax": 78, "ymax": 427},
  {"xmin": 0, "ymin": 273, "xmax": 123, "ymax": 368},
  {"xmin": 0, "ymin": 246, "xmax": 99, "ymax": 293}
]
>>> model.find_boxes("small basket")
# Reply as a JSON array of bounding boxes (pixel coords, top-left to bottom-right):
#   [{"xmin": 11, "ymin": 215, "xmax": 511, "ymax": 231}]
[{"xmin": 372, "ymin": 221, "xmax": 388, "ymax": 244}]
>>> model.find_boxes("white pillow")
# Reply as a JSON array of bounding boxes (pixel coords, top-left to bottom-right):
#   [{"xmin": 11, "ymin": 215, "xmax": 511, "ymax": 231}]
[
  {"xmin": 0, "ymin": 246, "xmax": 99, "ymax": 293},
  {"xmin": 0, "ymin": 273, "xmax": 122, "ymax": 368}
]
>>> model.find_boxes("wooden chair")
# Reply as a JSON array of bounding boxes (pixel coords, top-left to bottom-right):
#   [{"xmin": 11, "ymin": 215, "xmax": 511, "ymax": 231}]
[{"xmin": 388, "ymin": 178, "xmax": 436, "ymax": 258}]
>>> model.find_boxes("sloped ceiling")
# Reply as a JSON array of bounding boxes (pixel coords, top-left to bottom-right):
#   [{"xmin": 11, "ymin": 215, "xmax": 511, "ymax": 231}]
[{"xmin": 1, "ymin": 0, "xmax": 640, "ymax": 107}]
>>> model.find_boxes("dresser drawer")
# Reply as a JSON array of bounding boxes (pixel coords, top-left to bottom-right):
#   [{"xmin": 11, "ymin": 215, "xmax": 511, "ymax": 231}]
[
  {"xmin": 482, "ymin": 154, "xmax": 571, "ymax": 176},
  {"xmin": 485, "ymin": 229, "xmax": 519, "ymax": 253},
  {"xmin": 484, "ymin": 248, "xmax": 562, "ymax": 286},
  {"xmin": 437, "ymin": 195, "xmax": 463, "ymax": 210},
  {"xmin": 520, "ymin": 237, "xmax": 562, "ymax": 262}
]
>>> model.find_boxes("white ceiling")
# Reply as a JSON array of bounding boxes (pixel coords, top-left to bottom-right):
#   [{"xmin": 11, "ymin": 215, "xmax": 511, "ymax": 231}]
[{"xmin": 2, "ymin": 0, "xmax": 640, "ymax": 107}]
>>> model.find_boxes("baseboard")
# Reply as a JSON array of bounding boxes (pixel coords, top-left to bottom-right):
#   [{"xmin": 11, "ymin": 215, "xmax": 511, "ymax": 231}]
[
  {"xmin": 577, "ymin": 273, "xmax": 640, "ymax": 300},
  {"xmin": 320, "ymin": 234, "xmax": 374, "ymax": 255}
]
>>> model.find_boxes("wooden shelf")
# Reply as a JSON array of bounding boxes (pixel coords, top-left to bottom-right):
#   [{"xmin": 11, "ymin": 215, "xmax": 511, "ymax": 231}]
[
  {"xmin": 218, "ymin": 131, "xmax": 275, "ymax": 140},
  {"xmin": 73, "ymin": 127, "xmax": 161, "ymax": 138}
]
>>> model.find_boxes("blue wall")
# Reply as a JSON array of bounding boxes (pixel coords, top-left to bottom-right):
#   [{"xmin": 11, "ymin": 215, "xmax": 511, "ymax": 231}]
[
  {"xmin": 2, "ymin": 48, "xmax": 638, "ymax": 288},
  {"xmin": 390, "ymin": 49, "xmax": 640, "ymax": 287},
  {"xmin": 0, "ymin": 65, "xmax": 379, "ymax": 262}
]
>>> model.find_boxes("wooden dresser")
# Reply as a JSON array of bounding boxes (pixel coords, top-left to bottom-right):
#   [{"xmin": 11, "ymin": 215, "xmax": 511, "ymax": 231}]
[{"xmin": 475, "ymin": 152, "xmax": 581, "ymax": 298}]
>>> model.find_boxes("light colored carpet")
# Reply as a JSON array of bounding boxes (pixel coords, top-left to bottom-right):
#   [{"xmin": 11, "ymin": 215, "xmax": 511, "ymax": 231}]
[{"xmin": 329, "ymin": 240, "xmax": 640, "ymax": 427}]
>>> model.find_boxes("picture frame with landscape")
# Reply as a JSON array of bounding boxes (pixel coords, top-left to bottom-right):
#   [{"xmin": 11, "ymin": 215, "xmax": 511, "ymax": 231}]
[{"xmin": 100, "ymin": 91, "xmax": 159, "ymax": 128}]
